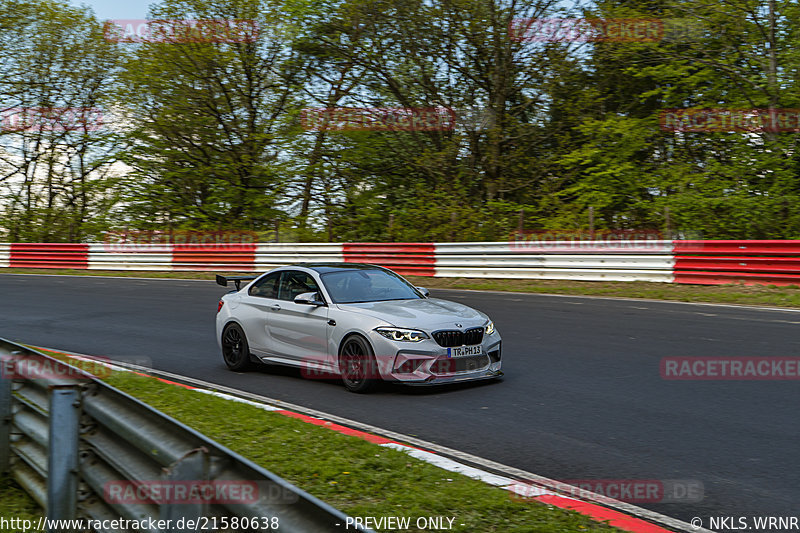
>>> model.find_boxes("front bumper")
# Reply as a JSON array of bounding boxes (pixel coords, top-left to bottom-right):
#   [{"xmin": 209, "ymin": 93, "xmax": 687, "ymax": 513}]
[
  {"xmin": 367, "ymin": 330, "xmax": 503, "ymax": 385},
  {"xmin": 402, "ymin": 367, "xmax": 504, "ymax": 386}
]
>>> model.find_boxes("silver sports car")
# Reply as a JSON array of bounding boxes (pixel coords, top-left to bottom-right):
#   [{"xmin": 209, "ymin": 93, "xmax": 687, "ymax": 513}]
[{"xmin": 215, "ymin": 263, "xmax": 502, "ymax": 392}]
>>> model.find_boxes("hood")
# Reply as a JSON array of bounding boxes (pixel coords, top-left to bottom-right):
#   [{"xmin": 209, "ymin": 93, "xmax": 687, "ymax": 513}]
[{"xmin": 337, "ymin": 298, "xmax": 486, "ymax": 329}]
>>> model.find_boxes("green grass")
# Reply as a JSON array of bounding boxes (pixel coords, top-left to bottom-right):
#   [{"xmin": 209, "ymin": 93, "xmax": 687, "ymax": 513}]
[
  {"xmin": 27, "ymin": 351, "xmax": 617, "ymax": 533},
  {"xmin": 0, "ymin": 347, "xmax": 625, "ymax": 530},
  {"xmin": 5, "ymin": 267, "xmax": 800, "ymax": 308},
  {"xmin": 0, "ymin": 474, "xmax": 42, "ymax": 520}
]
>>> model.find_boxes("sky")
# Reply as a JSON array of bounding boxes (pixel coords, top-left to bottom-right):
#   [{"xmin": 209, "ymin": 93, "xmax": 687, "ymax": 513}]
[{"xmin": 70, "ymin": 0, "xmax": 157, "ymax": 21}]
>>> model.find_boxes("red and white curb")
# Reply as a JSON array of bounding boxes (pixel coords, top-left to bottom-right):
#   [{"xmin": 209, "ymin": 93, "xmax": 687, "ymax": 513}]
[{"xmin": 42, "ymin": 347, "xmax": 706, "ymax": 533}]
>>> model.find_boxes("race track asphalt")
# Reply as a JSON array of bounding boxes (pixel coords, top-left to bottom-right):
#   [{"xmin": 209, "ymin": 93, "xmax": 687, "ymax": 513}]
[{"xmin": 1, "ymin": 273, "xmax": 797, "ymax": 525}]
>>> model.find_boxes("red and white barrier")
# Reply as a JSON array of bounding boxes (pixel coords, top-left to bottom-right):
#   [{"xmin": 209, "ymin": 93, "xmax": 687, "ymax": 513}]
[
  {"xmin": 256, "ymin": 243, "xmax": 344, "ymax": 271},
  {"xmin": 5, "ymin": 240, "xmax": 800, "ymax": 286},
  {"xmin": 344, "ymin": 243, "xmax": 436, "ymax": 277},
  {"xmin": 10, "ymin": 243, "xmax": 89, "ymax": 269},
  {"xmin": 674, "ymin": 240, "xmax": 800, "ymax": 286},
  {"xmin": 88, "ymin": 243, "xmax": 173, "ymax": 271},
  {"xmin": 434, "ymin": 241, "xmax": 674, "ymax": 282}
]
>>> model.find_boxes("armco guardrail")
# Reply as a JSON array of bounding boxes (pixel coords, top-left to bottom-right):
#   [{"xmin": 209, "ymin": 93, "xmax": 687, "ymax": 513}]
[
  {"xmin": 0, "ymin": 339, "xmax": 372, "ymax": 532},
  {"xmin": 0, "ymin": 241, "xmax": 673, "ymax": 281},
  {"xmin": 5, "ymin": 240, "xmax": 800, "ymax": 285},
  {"xmin": 434, "ymin": 241, "xmax": 674, "ymax": 281},
  {"xmin": 674, "ymin": 240, "xmax": 800, "ymax": 286}
]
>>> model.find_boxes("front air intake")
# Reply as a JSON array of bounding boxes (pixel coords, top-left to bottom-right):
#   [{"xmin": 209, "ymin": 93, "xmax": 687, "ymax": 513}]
[{"xmin": 432, "ymin": 327, "xmax": 484, "ymax": 347}]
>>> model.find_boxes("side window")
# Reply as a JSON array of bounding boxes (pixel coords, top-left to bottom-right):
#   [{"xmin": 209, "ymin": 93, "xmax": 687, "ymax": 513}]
[
  {"xmin": 277, "ymin": 271, "xmax": 320, "ymax": 302},
  {"xmin": 248, "ymin": 272, "xmax": 280, "ymax": 298}
]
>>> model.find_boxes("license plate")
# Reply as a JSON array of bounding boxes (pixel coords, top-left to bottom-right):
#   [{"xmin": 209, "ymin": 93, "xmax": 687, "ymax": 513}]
[{"xmin": 447, "ymin": 345, "xmax": 482, "ymax": 358}]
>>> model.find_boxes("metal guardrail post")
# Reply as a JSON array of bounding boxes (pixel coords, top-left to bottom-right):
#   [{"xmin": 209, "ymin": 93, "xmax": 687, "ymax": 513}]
[
  {"xmin": 161, "ymin": 448, "xmax": 209, "ymax": 528},
  {"xmin": 46, "ymin": 385, "xmax": 81, "ymax": 524},
  {"xmin": 0, "ymin": 354, "xmax": 12, "ymax": 474},
  {"xmin": 1, "ymin": 339, "xmax": 373, "ymax": 532}
]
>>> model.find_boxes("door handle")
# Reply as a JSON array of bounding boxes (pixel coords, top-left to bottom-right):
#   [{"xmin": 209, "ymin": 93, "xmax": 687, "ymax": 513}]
[{"xmin": 270, "ymin": 304, "xmax": 281, "ymax": 311}]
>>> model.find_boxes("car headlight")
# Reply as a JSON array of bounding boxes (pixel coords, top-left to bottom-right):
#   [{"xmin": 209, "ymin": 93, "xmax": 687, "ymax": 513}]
[
  {"xmin": 375, "ymin": 327, "xmax": 429, "ymax": 342},
  {"xmin": 485, "ymin": 320, "xmax": 496, "ymax": 335}
]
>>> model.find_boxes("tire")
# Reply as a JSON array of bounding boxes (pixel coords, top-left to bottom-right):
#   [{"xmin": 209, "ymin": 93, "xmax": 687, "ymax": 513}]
[
  {"xmin": 338, "ymin": 335, "xmax": 378, "ymax": 393},
  {"xmin": 221, "ymin": 323, "xmax": 252, "ymax": 371}
]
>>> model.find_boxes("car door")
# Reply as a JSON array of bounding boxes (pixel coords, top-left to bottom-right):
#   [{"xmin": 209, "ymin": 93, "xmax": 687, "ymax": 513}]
[
  {"xmin": 267, "ymin": 270, "xmax": 330, "ymax": 364},
  {"xmin": 236, "ymin": 272, "xmax": 281, "ymax": 356}
]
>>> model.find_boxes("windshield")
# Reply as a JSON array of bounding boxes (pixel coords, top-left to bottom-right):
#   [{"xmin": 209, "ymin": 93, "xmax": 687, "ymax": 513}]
[{"xmin": 321, "ymin": 268, "xmax": 422, "ymax": 304}]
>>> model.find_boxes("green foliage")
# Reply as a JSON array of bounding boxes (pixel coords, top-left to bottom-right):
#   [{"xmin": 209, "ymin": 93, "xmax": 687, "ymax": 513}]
[
  {"xmin": 0, "ymin": 0, "xmax": 122, "ymax": 242},
  {"xmin": 116, "ymin": 0, "xmax": 297, "ymax": 231},
  {"xmin": 3, "ymin": 0, "xmax": 800, "ymax": 241},
  {"xmin": 0, "ymin": 475, "xmax": 42, "ymax": 519}
]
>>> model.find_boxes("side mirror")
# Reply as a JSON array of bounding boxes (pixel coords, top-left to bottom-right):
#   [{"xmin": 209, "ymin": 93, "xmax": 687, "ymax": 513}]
[
  {"xmin": 415, "ymin": 286, "xmax": 430, "ymax": 297},
  {"xmin": 294, "ymin": 292, "xmax": 325, "ymax": 306}
]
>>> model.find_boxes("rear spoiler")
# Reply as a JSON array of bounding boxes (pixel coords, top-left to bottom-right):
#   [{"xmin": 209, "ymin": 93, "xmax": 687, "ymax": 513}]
[{"xmin": 216, "ymin": 274, "xmax": 258, "ymax": 291}]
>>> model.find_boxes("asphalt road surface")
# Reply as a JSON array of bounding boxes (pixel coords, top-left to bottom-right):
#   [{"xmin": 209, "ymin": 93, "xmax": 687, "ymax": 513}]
[{"xmin": 2, "ymin": 273, "xmax": 797, "ymax": 525}]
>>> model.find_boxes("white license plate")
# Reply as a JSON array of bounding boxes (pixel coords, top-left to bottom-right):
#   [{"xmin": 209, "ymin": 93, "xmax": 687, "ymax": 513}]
[{"xmin": 447, "ymin": 345, "xmax": 482, "ymax": 358}]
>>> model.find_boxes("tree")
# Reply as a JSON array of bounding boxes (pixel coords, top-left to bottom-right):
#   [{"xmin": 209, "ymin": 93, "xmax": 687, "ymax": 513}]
[
  {"xmin": 292, "ymin": 0, "xmax": 592, "ymax": 241},
  {"xmin": 0, "ymin": 0, "xmax": 122, "ymax": 241},
  {"xmin": 117, "ymin": 0, "xmax": 301, "ymax": 231}
]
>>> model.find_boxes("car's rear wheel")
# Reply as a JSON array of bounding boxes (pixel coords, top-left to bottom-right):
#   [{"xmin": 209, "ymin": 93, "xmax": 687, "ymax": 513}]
[
  {"xmin": 339, "ymin": 335, "xmax": 378, "ymax": 393},
  {"xmin": 221, "ymin": 323, "xmax": 251, "ymax": 371}
]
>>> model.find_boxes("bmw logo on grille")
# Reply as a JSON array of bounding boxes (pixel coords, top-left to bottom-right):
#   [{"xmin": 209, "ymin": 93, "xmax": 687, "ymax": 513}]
[{"xmin": 455, "ymin": 323, "xmax": 462, "ymax": 328}]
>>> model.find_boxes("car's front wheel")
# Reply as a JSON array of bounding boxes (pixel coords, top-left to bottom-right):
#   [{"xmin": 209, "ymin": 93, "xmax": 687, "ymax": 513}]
[
  {"xmin": 339, "ymin": 335, "xmax": 378, "ymax": 393},
  {"xmin": 221, "ymin": 323, "xmax": 251, "ymax": 371}
]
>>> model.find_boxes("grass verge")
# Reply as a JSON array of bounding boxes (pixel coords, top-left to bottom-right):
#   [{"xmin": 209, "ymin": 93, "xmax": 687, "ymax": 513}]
[
  {"xmin": 30, "ymin": 348, "xmax": 619, "ymax": 532},
  {"xmin": 4, "ymin": 267, "xmax": 800, "ymax": 309},
  {"xmin": 0, "ymin": 474, "xmax": 42, "ymax": 520}
]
